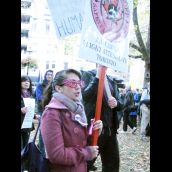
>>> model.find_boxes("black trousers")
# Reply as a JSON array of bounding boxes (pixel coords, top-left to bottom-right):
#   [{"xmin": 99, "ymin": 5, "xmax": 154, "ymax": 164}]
[
  {"xmin": 21, "ymin": 131, "xmax": 30, "ymax": 171},
  {"xmin": 129, "ymin": 115, "xmax": 137, "ymax": 127},
  {"xmin": 123, "ymin": 111, "xmax": 135, "ymax": 131},
  {"xmin": 87, "ymin": 128, "xmax": 120, "ymax": 172},
  {"xmin": 21, "ymin": 131, "xmax": 30, "ymax": 150}
]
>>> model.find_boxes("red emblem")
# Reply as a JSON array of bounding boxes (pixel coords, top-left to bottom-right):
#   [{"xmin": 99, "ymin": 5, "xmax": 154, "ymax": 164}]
[{"xmin": 91, "ymin": 0, "xmax": 131, "ymax": 42}]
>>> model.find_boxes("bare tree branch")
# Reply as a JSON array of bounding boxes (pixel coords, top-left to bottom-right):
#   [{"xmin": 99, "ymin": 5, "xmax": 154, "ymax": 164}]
[
  {"xmin": 129, "ymin": 42, "xmax": 142, "ymax": 53},
  {"xmin": 129, "ymin": 55, "xmax": 142, "ymax": 59},
  {"xmin": 133, "ymin": 5, "xmax": 149, "ymax": 60}
]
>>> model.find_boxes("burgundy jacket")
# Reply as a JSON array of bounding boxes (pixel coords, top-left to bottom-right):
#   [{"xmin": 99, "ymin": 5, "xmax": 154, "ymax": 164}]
[{"xmin": 41, "ymin": 97, "xmax": 92, "ymax": 172}]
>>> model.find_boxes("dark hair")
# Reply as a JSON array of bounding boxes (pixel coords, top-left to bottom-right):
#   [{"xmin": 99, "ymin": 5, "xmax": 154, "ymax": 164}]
[
  {"xmin": 44, "ymin": 70, "xmax": 53, "ymax": 78},
  {"xmin": 42, "ymin": 69, "xmax": 81, "ymax": 108},
  {"xmin": 21, "ymin": 75, "xmax": 33, "ymax": 95},
  {"xmin": 46, "ymin": 69, "xmax": 53, "ymax": 73}
]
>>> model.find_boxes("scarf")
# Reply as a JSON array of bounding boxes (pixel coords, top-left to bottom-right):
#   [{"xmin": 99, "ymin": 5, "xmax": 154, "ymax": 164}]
[
  {"xmin": 53, "ymin": 92, "xmax": 88, "ymax": 127},
  {"xmin": 21, "ymin": 89, "xmax": 31, "ymax": 98}
]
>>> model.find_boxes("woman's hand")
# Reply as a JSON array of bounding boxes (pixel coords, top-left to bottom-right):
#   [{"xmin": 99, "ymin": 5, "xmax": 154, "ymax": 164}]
[
  {"xmin": 86, "ymin": 146, "xmax": 99, "ymax": 159},
  {"xmin": 35, "ymin": 114, "xmax": 41, "ymax": 120},
  {"xmin": 21, "ymin": 107, "xmax": 27, "ymax": 114}
]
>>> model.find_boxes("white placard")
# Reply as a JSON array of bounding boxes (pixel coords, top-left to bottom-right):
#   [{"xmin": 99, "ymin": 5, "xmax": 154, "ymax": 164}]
[
  {"xmin": 47, "ymin": 0, "xmax": 85, "ymax": 38},
  {"xmin": 79, "ymin": 0, "xmax": 133, "ymax": 73},
  {"xmin": 21, "ymin": 98, "xmax": 35, "ymax": 129}
]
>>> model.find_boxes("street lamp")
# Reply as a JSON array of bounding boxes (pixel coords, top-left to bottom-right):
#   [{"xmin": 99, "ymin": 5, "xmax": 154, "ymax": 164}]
[
  {"xmin": 26, "ymin": 56, "xmax": 31, "ymax": 75},
  {"xmin": 26, "ymin": 48, "xmax": 32, "ymax": 76}
]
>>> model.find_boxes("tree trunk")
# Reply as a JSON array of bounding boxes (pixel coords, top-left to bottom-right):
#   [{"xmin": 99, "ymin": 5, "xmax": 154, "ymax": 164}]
[
  {"xmin": 143, "ymin": 20, "xmax": 150, "ymax": 86},
  {"xmin": 133, "ymin": 5, "xmax": 149, "ymax": 60},
  {"xmin": 143, "ymin": 60, "xmax": 150, "ymax": 87},
  {"xmin": 131, "ymin": 1, "xmax": 150, "ymax": 87}
]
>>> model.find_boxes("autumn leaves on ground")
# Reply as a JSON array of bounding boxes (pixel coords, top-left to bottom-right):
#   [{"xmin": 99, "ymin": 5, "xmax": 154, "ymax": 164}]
[{"xmin": 94, "ymin": 122, "xmax": 150, "ymax": 172}]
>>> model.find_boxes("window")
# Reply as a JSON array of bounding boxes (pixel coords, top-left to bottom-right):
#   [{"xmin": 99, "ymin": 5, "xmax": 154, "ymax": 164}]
[
  {"xmin": 64, "ymin": 62, "xmax": 68, "ymax": 70},
  {"xmin": 21, "ymin": 29, "xmax": 29, "ymax": 36},
  {"xmin": 45, "ymin": 20, "xmax": 50, "ymax": 34},
  {"xmin": 21, "ymin": 46, "xmax": 27, "ymax": 53},
  {"xmin": 52, "ymin": 61, "xmax": 55, "ymax": 68},
  {"xmin": 46, "ymin": 61, "xmax": 49, "ymax": 69},
  {"xmin": 21, "ymin": 15, "xmax": 30, "ymax": 23},
  {"xmin": 32, "ymin": 19, "xmax": 37, "ymax": 33},
  {"xmin": 21, "ymin": 32, "xmax": 28, "ymax": 38},
  {"xmin": 21, "ymin": 1, "xmax": 31, "ymax": 8}
]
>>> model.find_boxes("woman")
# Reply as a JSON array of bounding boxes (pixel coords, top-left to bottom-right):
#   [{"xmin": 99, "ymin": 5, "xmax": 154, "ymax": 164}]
[
  {"xmin": 41, "ymin": 69, "xmax": 103, "ymax": 172},
  {"xmin": 21, "ymin": 75, "xmax": 35, "ymax": 151},
  {"xmin": 21, "ymin": 75, "xmax": 36, "ymax": 172}
]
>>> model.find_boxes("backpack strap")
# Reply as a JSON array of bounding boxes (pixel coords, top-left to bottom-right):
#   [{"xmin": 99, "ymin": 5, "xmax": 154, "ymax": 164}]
[{"xmin": 33, "ymin": 119, "xmax": 41, "ymax": 143}]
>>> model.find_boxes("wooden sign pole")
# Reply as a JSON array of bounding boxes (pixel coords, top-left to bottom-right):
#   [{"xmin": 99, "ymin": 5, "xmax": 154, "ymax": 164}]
[{"xmin": 91, "ymin": 65, "xmax": 106, "ymax": 146}]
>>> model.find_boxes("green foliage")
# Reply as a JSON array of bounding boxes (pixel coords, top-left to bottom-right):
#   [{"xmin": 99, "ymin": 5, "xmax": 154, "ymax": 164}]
[
  {"xmin": 63, "ymin": 34, "xmax": 80, "ymax": 56},
  {"xmin": 21, "ymin": 62, "xmax": 37, "ymax": 69},
  {"xmin": 64, "ymin": 43, "xmax": 73, "ymax": 55},
  {"xmin": 133, "ymin": 0, "xmax": 138, "ymax": 8},
  {"xmin": 29, "ymin": 63, "xmax": 37, "ymax": 69}
]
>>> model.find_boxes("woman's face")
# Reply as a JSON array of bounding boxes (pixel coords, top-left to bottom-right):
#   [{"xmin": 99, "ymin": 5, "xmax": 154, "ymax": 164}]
[
  {"xmin": 45, "ymin": 71, "xmax": 53, "ymax": 82},
  {"xmin": 21, "ymin": 80, "xmax": 30, "ymax": 90},
  {"xmin": 56, "ymin": 73, "xmax": 82, "ymax": 101}
]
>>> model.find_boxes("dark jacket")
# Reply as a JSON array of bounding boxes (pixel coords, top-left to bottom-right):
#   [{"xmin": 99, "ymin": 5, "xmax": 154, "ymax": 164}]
[
  {"xmin": 81, "ymin": 72, "xmax": 123, "ymax": 133},
  {"xmin": 123, "ymin": 90, "xmax": 135, "ymax": 112},
  {"xmin": 35, "ymin": 80, "xmax": 49, "ymax": 113}
]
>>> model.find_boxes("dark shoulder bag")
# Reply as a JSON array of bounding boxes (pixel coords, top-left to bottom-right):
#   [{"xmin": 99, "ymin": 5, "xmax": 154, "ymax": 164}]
[{"xmin": 21, "ymin": 119, "xmax": 50, "ymax": 172}]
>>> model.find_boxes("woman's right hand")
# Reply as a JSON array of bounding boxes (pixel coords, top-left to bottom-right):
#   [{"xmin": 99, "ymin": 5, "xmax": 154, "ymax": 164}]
[
  {"xmin": 87, "ymin": 146, "xmax": 99, "ymax": 159},
  {"xmin": 21, "ymin": 107, "xmax": 27, "ymax": 114}
]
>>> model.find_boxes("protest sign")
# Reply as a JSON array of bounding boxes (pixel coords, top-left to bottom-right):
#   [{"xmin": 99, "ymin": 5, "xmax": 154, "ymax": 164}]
[
  {"xmin": 79, "ymin": 0, "xmax": 133, "ymax": 146},
  {"xmin": 79, "ymin": 0, "xmax": 133, "ymax": 73},
  {"xmin": 47, "ymin": 0, "xmax": 85, "ymax": 38}
]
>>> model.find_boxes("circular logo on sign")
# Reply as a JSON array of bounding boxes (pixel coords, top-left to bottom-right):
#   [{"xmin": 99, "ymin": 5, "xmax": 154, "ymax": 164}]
[{"xmin": 91, "ymin": 0, "xmax": 130, "ymax": 42}]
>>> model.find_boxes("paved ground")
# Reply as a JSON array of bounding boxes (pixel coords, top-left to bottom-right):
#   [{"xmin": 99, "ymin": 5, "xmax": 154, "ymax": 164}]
[{"xmin": 30, "ymin": 120, "xmax": 150, "ymax": 172}]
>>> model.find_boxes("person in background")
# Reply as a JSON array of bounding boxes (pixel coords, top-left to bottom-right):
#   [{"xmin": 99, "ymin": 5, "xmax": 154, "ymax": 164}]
[
  {"xmin": 117, "ymin": 88, "xmax": 126, "ymax": 124},
  {"xmin": 121, "ymin": 85, "xmax": 137, "ymax": 134},
  {"xmin": 140, "ymin": 82, "xmax": 150, "ymax": 141},
  {"xmin": 21, "ymin": 75, "xmax": 35, "ymax": 171},
  {"xmin": 35, "ymin": 69, "xmax": 53, "ymax": 155},
  {"xmin": 128, "ymin": 89, "xmax": 139, "ymax": 128},
  {"xmin": 41, "ymin": 69, "xmax": 103, "ymax": 172},
  {"xmin": 35, "ymin": 70, "xmax": 54, "ymax": 115},
  {"xmin": 133, "ymin": 88, "xmax": 142, "ymax": 125},
  {"xmin": 81, "ymin": 65, "xmax": 123, "ymax": 172}
]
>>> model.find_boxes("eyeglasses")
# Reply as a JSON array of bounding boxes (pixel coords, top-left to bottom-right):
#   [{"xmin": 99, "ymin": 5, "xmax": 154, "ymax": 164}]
[
  {"xmin": 46, "ymin": 73, "xmax": 53, "ymax": 76},
  {"xmin": 62, "ymin": 79, "xmax": 85, "ymax": 88}
]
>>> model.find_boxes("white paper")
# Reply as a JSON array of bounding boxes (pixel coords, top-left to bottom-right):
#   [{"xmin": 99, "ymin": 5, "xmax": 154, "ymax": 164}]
[{"xmin": 21, "ymin": 98, "xmax": 35, "ymax": 129}]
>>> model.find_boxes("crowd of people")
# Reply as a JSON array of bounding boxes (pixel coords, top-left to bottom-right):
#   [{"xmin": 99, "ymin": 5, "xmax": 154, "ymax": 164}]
[{"xmin": 21, "ymin": 66, "xmax": 150, "ymax": 172}]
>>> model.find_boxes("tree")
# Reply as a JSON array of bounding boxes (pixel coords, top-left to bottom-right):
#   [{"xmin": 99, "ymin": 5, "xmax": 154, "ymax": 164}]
[{"xmin": 129, "ymin": 0, "xmax": 150, "ymax": 87}]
